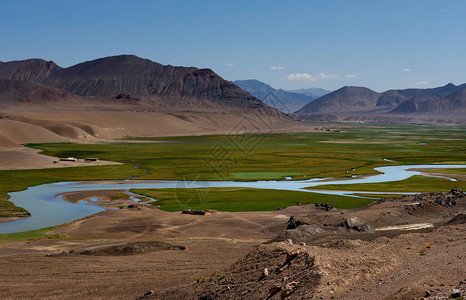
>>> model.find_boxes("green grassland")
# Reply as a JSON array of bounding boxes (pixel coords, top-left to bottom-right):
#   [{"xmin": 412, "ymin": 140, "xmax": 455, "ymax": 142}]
[
  {"xmin": 419, "ymin": 168, "xmax": 466, "ymax": 175},
  {"xmin": 311, "ymin": 175, "xmax": 466, "ymax": 193},
  {"xmin": 131, "ymin": 187, "xmax": 374, "ymax": 211},
  {"xmin": 352, "ymin": 193, "xmax": 404, "ymax": 199},
  {"xmin": 0, "ymin": 226, "xmax": 67, "ymax": 244},
  {"xmin": 0, "ymin": 124, "xmax": 465, "ymax": 217}
]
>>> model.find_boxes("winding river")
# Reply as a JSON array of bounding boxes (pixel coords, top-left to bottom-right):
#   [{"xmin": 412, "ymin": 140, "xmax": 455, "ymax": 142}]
[{"xmin": 1, "ymin": 164, "xmax": 464, "ymax": 234}]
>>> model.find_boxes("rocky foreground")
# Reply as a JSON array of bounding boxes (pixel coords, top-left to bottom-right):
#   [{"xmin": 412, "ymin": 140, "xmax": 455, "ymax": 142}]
[
  {"xmin": 0, "ymin": 189, "xmax": 464, "ymax": 299},
  {"xmin": 159, "ymin": 224, "xmax": 464, "ymax": 299},
  {"xmin": 154, "ymin": 189, "xmax": 465, "ymax": 299}
]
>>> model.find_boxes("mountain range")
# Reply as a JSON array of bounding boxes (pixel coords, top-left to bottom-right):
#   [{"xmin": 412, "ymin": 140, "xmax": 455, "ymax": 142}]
[
  {"xmin": 233, "ymin": 79, "xmax": 330, "ymax": 113},
  {"xmin": 1, "ymin": 55, "xmax": 465, "ymax": 125},
  {"xmin": 287, "ymin": 87, "xmax": 330, "ymax": 99},
  {"xmin": 295, "ymin": 83, "xmax": 466, "ymax": 115},
  {"xmin": 0, "ymin": 55, "xmax": 278, "ymax": 114}
]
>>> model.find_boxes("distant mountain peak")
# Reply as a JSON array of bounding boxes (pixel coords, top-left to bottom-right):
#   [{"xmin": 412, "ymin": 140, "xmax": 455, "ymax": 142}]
[
  {"xmin": 295, "ymin": 82, "xmax": 466, "ymax": 115},
  {"xmin": 233, "ymin": 79, "xmax": 319, "ymax": 113},
  {"xmin": 286, "ymin": 87, "xmax": 331, "ymax": 99},
  {"xmin": 0, "ymin": 58, "xmax": 60, "ymax": 82},
  {"xmin": 78, "ymin": 54, "xmax": 156, "ymax": 65},
  {"xmin": 443, "ymin": 83, "xmax": 456, "ymax": 88},
  {"xmin": 339, "ymin": 85, "xmax": 374, "ymax": 91}
]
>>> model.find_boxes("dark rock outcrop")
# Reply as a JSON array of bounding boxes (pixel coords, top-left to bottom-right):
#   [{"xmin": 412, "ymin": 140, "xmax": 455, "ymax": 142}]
[
  {"xmin": 286, "ymin": 216, "xmax": 310, "ymax": 230},
  {"xmin": 126, "ymin": 203, "xmax": 152, "ymax": 210},
  {"xmin": 402, "ymin": 188, "xmax": 464, "ymax": 214},
  {"xmin": 445, "ymin": 213, "xmax": 466, "ymax": 225},
  {"xmin": 338, "ymin": 217, "xmax": 374, "ymax": 232},
  {"xmin": 175, "ymin": 245, "xmax": 321, "ymax": 299},
  {"xmin": 314, "ymin": 203, "xmax": 334, "ymax": 211},
  {"xmin": 78, "ymin": 241, "xmax": 185, "ymax": 256}
]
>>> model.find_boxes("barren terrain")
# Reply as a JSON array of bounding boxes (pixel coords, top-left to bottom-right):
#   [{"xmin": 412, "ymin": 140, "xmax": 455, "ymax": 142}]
[{"xmin": 0, "ymin": 189, "xmax": 464, "ymax": 299}]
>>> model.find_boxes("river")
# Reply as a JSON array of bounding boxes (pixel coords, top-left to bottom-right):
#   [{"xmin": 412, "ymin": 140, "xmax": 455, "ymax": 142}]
[{"xmin": 0, "ymin": 164, "xmax": 464, "ymax": 233}]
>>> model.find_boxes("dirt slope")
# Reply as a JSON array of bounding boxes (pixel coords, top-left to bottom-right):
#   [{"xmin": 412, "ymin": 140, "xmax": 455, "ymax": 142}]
[{"xmin": 0, "ymin": 110, "xmax": 300, "ymax": 148}]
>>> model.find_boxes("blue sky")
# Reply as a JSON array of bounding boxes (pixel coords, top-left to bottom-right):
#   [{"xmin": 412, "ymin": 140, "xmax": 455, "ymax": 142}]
[{"xmin": 1, "ymin": 0, "xmax": 465, "ymax": 92}]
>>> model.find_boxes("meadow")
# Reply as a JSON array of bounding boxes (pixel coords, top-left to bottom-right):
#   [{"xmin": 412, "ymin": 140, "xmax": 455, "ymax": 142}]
[
  {"xmin": 0, "ymin": 226, "xmax": 66, "ymax": 243},
  {"xmin": 0, "ymin": 124, "xmax": 464, "ymax": 216},
  {"xmin": 131, "ymin": 187, "xmax": 375, "ymax": 211},
  {"xmin": 311, "ymin": 175, "xmax": 466, "ymax": 193}
]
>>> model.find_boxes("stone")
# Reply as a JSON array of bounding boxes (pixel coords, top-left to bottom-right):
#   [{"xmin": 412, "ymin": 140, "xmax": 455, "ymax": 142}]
[
  {"xmin": 451, "ymin": 288, "xmax": 461, "ymax": 298},
  {"xmin": 339, "ymin": 217, "xmax": 374, "ymax": 232},
  {"xmin": 315, "ymin": 203, "xmax": 334, "ymax": 211},
  {"xmin": 260, "ymin": 268, "xmax": 269, "ymax": 280},
  {"xmin": 143, "ymin": 290, "xmax": 154, "ymax": 297},
  {"xmin": 269, "ymin": 284, "xmax": 281, "ymax": 297},
  {"xmin": 281, "ymin": 282, "xmax": 299, "ymax": 299},
  {"xmin": 286, "ymin": 216, "xmax": 309, "ymax": 230},
  {"xmin": 286, "ymin": 250, "xmax": 300, "ymax": 261}
]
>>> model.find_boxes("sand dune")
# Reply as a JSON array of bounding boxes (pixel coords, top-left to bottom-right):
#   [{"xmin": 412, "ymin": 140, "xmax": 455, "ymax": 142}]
[
  {"xmin": 0, "ymin": 119, "xmax": 70, "ymax": 147},
  {"xmin": 0, "ymin": 111, "xmax": 310, "ymax": 148}
]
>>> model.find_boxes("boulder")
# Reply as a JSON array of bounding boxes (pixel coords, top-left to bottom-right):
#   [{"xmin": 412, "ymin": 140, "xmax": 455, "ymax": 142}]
[
  {"xmin": 286, "ymin": 216, "xmax": 310, "ymax": 230},
  {"xmin": 339, "ymin": 217, "xmax": 374, "ymax": 232},
  {"xmin": 315, "ymin": 203, "xmax": 334, "ymax": 211},
  {"xmin": 449, "ymin": 187, "xmax": 464, "ymax": 197},
  {"xmin": 269, "ymin": 284, "xmax": 281, "ymax": 297},
  {"xmin": 259, "ymin": 268, "xmax": 269, "ymax": 280},
  {"xmin": 281, "ymin": 281, "xmax": 299, "ymax": 298},
  {"xmin": 451, "ymin": 288, "xmax": 461, "ymax": 298},
  {"xmin": 127, "ymin": 203, "xmax": 152, "ymax": 210}
]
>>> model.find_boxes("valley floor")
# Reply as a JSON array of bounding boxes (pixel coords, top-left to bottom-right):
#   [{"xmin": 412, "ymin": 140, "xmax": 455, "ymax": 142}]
[{"xmin": 0, "ymin": 119, "xmax": 464, "ymax": 299}]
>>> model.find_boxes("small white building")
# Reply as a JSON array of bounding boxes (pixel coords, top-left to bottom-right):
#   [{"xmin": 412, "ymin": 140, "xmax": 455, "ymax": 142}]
[{"xmin": 59, "ymin": 157, "xmax": 78, "ymax": 162}]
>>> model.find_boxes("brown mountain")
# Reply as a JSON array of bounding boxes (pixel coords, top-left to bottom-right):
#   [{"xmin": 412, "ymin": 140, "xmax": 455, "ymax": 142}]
[
  {"xmin": 0, "ymin": 59, "xmax": 59, "ymax": 82},
  {"xmin": 0, "ymin": 55, "xmax": 277, "ymax": 113},
  {"xmin": 295, "ymin": 83, "xmax": 466, "ymax": 115},
  {"xmin": 390, "ymin": 89, "xmax": 466, "ymax": 114},
  {"xmin": 295, "ymin": 86, "xmax": 380, "ymax": 113}
]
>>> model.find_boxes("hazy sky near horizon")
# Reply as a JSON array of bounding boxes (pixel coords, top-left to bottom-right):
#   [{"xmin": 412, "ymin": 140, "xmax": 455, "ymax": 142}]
[{"xmin": 2, "ymin": 0, "xmax": 465, "ymax": 92}]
